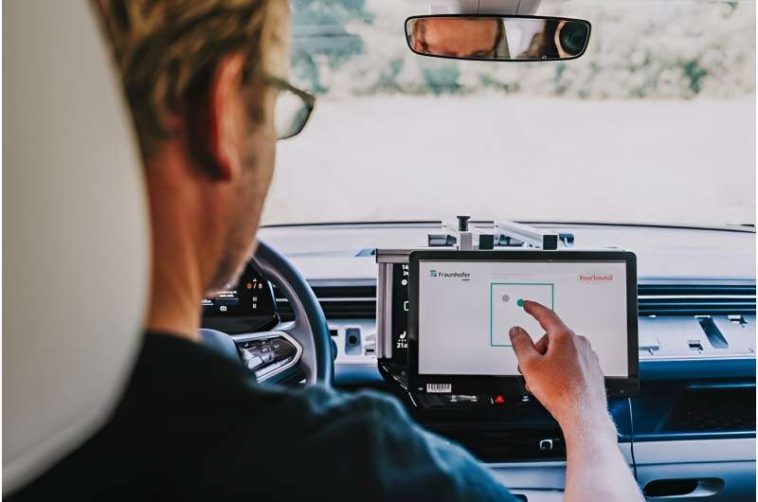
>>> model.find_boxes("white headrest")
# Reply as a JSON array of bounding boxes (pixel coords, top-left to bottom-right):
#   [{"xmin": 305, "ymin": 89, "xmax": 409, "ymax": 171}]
[{"xmin": 3, "ymin": 0, "xmax": 149, "ymax": 494}]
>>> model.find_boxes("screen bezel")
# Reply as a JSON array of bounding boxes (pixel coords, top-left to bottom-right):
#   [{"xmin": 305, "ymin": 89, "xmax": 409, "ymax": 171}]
[{"xmin": 408, "ymin": 250, "xmax": 639, "ymax": 397}]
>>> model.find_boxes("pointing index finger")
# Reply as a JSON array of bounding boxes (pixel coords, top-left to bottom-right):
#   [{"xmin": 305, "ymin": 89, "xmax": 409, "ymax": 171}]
[{"xmin": 522, "ymin": 300, "xmax": 570, "ymax": 336}]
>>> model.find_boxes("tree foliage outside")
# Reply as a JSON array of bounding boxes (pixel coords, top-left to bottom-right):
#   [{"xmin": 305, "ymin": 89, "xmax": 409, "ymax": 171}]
[{"xmin": 291, "ymin": 0, "xmax": 756, "ymax": 100}]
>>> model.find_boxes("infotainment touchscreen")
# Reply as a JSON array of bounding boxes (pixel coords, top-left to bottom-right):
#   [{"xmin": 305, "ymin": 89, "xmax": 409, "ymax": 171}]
[{"xmin": 408, "ymin": 251, "xmax": 638, "ymax": 397}]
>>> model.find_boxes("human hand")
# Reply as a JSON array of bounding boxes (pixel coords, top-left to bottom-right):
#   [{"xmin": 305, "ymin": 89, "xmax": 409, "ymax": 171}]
[{"xmin": 508, "ymin": 301, "xmax": 610, "ymax": 433}]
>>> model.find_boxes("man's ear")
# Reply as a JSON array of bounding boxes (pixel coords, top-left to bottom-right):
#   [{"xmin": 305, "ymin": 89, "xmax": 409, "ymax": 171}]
[{"xmin": 190, "ymin": 54, "xmax": 246, "ymax": 182}]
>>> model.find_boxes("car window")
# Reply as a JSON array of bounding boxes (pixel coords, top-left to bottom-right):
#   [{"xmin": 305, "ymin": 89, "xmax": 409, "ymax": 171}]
[{"xmin": 263, "ymin": 0, "xmax": 756, "ymax": 226}]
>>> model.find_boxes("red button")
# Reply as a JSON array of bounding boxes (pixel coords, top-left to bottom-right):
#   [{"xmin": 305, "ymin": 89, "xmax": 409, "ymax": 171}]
[{"xmin": 494, "ymin": 395, "xmax": 505, "ymax": 404}]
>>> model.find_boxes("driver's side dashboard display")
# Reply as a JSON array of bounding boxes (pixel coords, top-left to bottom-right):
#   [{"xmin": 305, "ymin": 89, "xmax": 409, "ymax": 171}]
[{"xmin": 201, "ymin": 261, "xmax": 278, "ymax": 333}]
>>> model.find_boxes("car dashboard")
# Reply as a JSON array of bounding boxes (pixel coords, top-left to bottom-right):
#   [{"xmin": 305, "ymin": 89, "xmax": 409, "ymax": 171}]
[{"xmin": 251, "ymin": 221, "xmax": 755, "ymax": 501}]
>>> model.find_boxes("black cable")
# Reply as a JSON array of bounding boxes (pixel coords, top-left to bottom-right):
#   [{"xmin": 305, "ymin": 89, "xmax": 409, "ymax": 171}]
[{"xmin": 627, "ymin": 397, "xmax": 639, "ymax": 481}]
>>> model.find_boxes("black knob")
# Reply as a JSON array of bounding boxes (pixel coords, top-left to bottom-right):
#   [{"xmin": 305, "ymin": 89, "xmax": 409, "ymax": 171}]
[{"xmin": 457, "ymin": 215, "xmax": 470, "ymax": 232}]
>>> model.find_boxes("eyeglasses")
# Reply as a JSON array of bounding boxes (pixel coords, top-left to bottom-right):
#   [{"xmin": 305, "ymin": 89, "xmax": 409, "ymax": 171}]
[{"xmin": 262, "ymin": 73, "xmax": 316, "ymax": 140}]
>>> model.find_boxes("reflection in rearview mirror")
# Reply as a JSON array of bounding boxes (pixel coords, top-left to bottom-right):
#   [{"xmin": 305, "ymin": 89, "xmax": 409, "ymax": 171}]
[{"xmin": 405, "ymin": 16, "xmax": 591, "ymax": 62}]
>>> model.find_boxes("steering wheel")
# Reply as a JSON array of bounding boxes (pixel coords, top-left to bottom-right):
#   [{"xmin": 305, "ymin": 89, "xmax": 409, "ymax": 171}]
[{"xmin": 201, "ymin": 241, "xmax": 333, "ymax": 386}]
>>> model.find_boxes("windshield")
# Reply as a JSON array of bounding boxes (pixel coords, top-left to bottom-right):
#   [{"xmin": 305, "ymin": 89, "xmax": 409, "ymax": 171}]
[{"xmin": 262, "ymin": 0, "xmax": 756, "ymax": 227}]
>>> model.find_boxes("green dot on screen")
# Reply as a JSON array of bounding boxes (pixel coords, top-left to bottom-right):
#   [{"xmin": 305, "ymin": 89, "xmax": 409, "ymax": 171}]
[{"xmin": 516, "ymin": 299, "xmax": 524, "ymax": 307}]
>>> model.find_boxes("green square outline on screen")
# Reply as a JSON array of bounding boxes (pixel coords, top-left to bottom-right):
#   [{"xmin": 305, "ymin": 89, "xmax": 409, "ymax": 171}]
[{"xmin": 489, "ymin": 282, "xmax": 555, "ymax": 347}]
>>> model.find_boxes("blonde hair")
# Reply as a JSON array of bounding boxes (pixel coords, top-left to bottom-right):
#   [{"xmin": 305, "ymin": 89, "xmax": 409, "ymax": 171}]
[{"xmin": 95, "ymin": 0, "xmax": 287, "ymax": 157}]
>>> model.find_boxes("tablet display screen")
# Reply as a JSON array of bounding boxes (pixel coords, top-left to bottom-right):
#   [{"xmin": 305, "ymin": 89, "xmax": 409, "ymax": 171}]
[{"xmin": 419, "ymin": 259, "xmax": 629, "ymax": 376}]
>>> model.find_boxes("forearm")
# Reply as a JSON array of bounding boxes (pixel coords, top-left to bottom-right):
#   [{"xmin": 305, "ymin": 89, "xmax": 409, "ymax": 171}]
[{"xmin": 561, "ymin": 412, "xmax": 643, "ymax": 502}]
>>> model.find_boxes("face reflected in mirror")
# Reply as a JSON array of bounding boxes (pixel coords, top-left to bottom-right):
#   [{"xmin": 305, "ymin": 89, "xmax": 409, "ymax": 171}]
[
  {"xmin": 410, "ymin": 17, "xmax": 504, "ymax": 59},
  {"xmin": 406, "ymin": 16, "xmax": 590, "ymax": 62}
]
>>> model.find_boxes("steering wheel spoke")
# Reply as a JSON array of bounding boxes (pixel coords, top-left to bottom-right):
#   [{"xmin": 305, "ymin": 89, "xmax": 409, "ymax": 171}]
[{"xmin": 232, "ymin": 329, "xmax": 304, "ymax": 383}]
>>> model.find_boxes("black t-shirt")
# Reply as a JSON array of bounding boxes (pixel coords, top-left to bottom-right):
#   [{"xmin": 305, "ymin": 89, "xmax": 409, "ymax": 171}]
[{"xmin": 10, "ymin": 333, "xmax": 516, "ymax": 501}]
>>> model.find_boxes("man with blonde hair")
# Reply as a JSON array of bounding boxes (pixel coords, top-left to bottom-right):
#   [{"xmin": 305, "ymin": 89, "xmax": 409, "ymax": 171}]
[{"xmin": 9, "ymin": 1, "xmax": 641, "ymax": 500}]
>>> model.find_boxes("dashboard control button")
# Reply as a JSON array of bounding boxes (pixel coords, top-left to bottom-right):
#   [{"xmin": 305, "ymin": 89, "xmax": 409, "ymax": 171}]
[{"xmin": 244, "ymin": 355, "xmax": 263, "ymax": 371}]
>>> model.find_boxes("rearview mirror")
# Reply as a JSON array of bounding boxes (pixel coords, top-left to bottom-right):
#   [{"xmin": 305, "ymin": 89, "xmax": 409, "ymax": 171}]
[{"xmin": 405, "ymin": 15, "xmax": 591, "ymax": 62}]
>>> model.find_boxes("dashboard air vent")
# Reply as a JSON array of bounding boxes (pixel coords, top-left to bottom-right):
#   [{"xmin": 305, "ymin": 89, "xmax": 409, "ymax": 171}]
[
  {"xmin": 638, "ymin": 284, "xmax": 755, "ymax": 316},
  {"xmin": 275, "ymin": 284, "xmax": 377, "ymax": 320}
]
